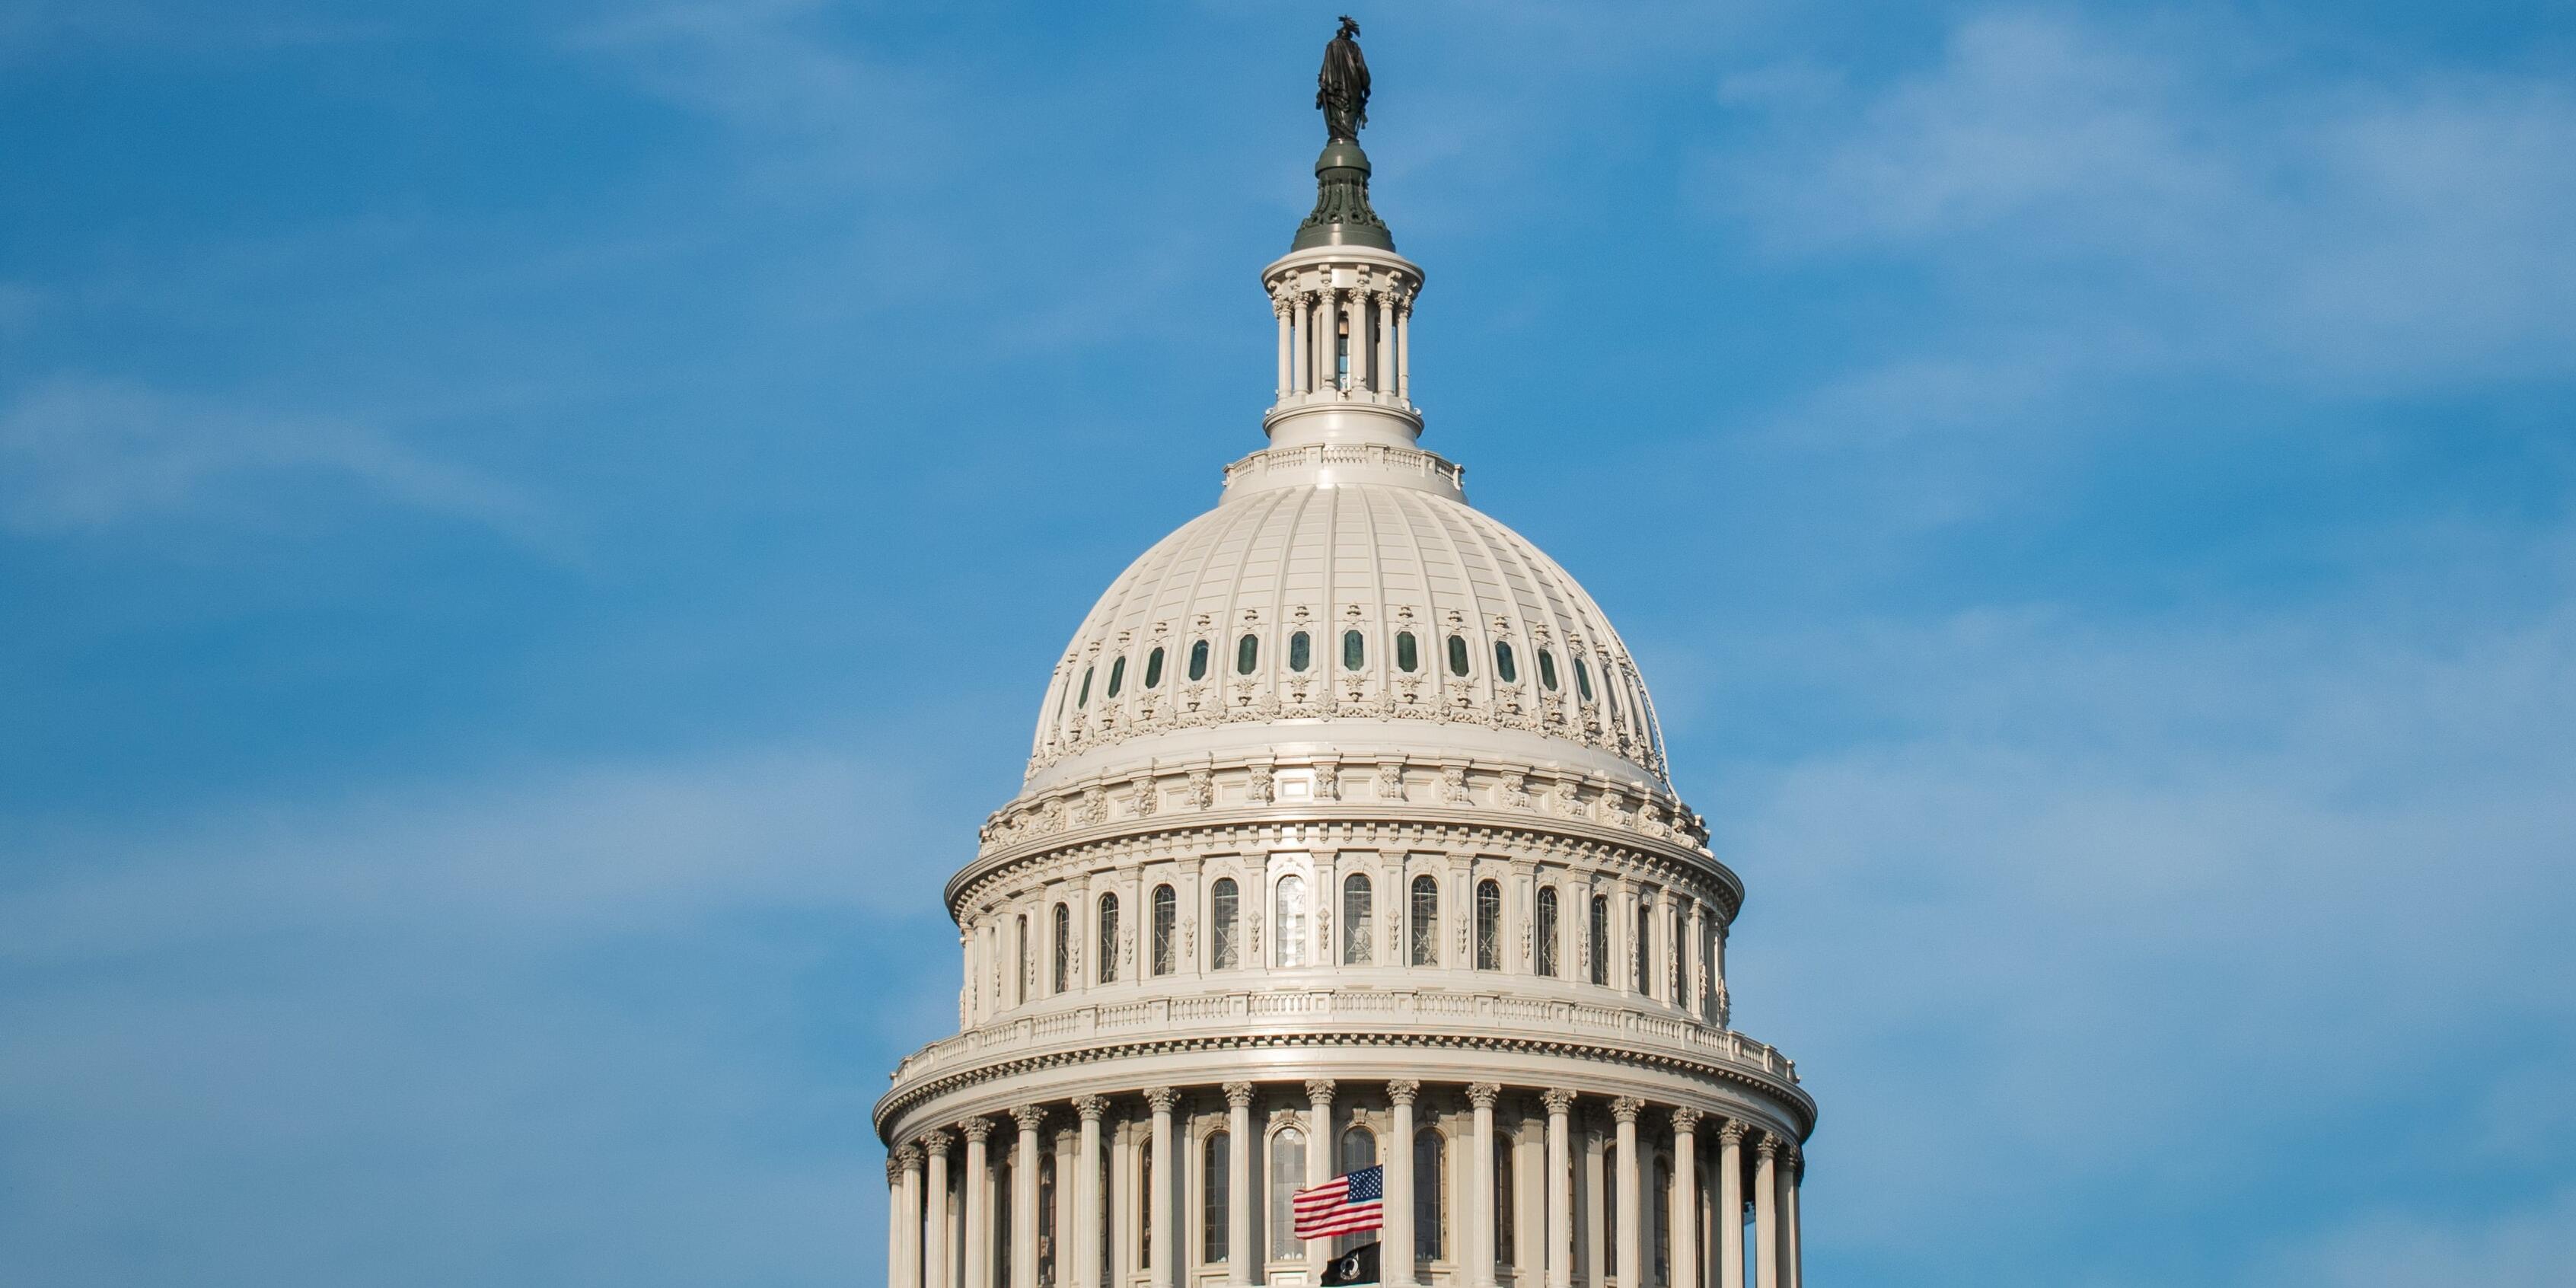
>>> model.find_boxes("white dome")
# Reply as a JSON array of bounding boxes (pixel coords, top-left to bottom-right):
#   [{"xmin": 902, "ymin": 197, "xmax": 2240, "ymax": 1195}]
[{"xmin": 1025, "ymin": 439, "xmax": 1669, "ymax": 793}]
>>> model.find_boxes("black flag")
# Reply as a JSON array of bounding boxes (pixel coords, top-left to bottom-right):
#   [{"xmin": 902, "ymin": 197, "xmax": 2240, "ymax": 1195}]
[{"xmin": 1321, "ymin": 1240, "xmax": 1381, "ymax": 1286}]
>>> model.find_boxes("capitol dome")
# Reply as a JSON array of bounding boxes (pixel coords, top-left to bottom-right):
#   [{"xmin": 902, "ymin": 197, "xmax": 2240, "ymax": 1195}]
[
  {"xmin": 1025, "ymin": 450, "xmax": 1671, "ymax": 795},
  {"xmin": 883, "ymin": 27, "xmax": 1811, "ymax": 1288}
]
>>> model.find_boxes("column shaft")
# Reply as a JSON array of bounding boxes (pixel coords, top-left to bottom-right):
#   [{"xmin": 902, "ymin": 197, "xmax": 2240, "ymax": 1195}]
[
  {"xmin": 1543, "ymin": 1091, "xmax": 1573, "ymax": 1288},
  {"xmin": 1612, "ymin": 1100, "xmax": 1641, "ymax": 1288},
  {"xmin": 1307, "ymin": 1081, "xmax": 1337, "ymax": 1283},
  {"xmin": 1468, "ymin": 1085, "xmax": 1499, "ymax": 1288},
  {"xmin": 1275, "ymin": 301, "xmax": 1292, "ymax": 400},
  {"xmin": 1753, "ymin": 1142, "xmax": 1779, "ymax": 1288},
  {"xmin": 1147, "ymin": 1090, "xmax": 1176, "ymax": 1288},
  {"xmin": 1075, "ymin": 1100, "xmax": 1105, "ymax": 1288},
  {"xmin": 888, "ymin": 1166, "xmax": 907, "ymax": 1288},
  {"xmin": 1375, "ymin": 291, "xmax": 1395, "ymax": 394},
  {"xmin": 1225, "ymin": 1085, "xmax": 1254, "ymax": 1286},
  {"xmin": 1716, "ymin": 1127, "xmax": 1744, "ymax": 1288},
  {"xmin": 899, "ymin": 1151, "xmax": 924, "ymax": 1288},
  {"xmin": 1396, "ymin": 301, "xmax": 1411, "ymax": 400},
  {"xmin": 1386, "ymin": 1081, "xmax": 1419, "ymax": 1288},
  {"xmin": 962, "ymin": 1127, "xmax": 990, "ymax": 1288},
  {"xmin": 925, "ymin": 1139, "xmax": 952, "ymax": 1288},
  {"xmin": 1781, "ymin": 1151, "xmax": 1802, "ymax": 1288},
  {"xmin": 1669, "ymin": 1114, "xmax": 1699, "ymax": 1288},
  {"xmin": 1013, "ymin": 1112, "xmax": 1042, "ymax": 1288}
]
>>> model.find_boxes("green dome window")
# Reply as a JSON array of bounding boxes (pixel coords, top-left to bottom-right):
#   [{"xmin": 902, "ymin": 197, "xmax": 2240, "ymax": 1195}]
[
  {"xmin": 1188, "ymin": 639, "xmax": 1210, "ymax": 681},
  {"xmin": 1343, "ymin": 630, "xmax": 1366, "ymax": 671},
  {"xmin": 1446, "ymin": 634, "xmax": 1470, "ymax": 677},
  {"xmin": 1288, "ymin": 630, "xmax": 1312, "ymax": 672},
  {"xmin": 1395, "ymin": 631, "xmax": 1419, "ymax": 673},
  {"xmin": 1143, "ymin": 646, "xmax": 1165, "ymax": 690},
  {"xmin": 1574, "ymin": 657, "xmax": 1594, "ymax": 702},
  {"xmin": 1537, "ymin": 648, "xmax": 1559, "ymax": 691},
  {"xmin": 1235, "ymin": 633, "xmax": 1260, "ymax": 675},
  {"xmin": 1077, "ymin": 665, "xmax": 1094, "ymax": 709},
  {"xmin": 1494, "ymin": 641, "xmax": 1517, "ymax": 683},
  {"xmin": 1106, "ymin": 656, "xmax": 1126, "ymax": 698}
]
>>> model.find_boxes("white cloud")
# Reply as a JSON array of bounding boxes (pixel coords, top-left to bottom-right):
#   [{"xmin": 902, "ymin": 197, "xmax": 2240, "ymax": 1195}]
[
  {"xmin": 1707, "ymin": 10, "xmax": 2576, "ymax": 387},
  {"xmin": 2249, "ymin": 1187, "xmax": 2576, "ymax": 1288},
  {"xmin": 0, "ymin": 377, "xmax": 550, "ymax": 541}
]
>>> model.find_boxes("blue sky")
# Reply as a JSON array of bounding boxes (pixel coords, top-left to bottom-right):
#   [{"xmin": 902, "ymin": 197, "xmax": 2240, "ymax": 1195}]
[{"xmin": 3, "ymin": 1, "xmax": 2572, "ymax": 1283}]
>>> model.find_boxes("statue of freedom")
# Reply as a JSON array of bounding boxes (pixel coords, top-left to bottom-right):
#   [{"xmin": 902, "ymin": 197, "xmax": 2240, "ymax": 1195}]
[{"xmin": 1316, "ymin": 17, "xmax": 1370, "ymax": 142}]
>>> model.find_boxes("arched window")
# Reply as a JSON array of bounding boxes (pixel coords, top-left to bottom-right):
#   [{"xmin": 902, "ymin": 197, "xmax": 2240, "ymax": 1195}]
[
  {"xmin": 1601, "ymin": 1143, "xmax": 1616, "ymax": 1277},
  {"xmin": 1051, "ymin": 902, "xmax": 1070, "ymax": 993},
  {"xmin": 1341, "ymin": 873, "xmax": 1373, "ymax": 965},
  {"xmin": 1151, "ymin": 885, "xmax": 1177, "ymax": 977},
  {"xmin": 1039, "ymin": 1151, "xmax": 1058, "ymax": 1286},
  {"xmin": 1653, "ymin": 1156, "xmax": 1673, "ymax": 1283},
  {"xmin": 1143, "ymin": 646, "xmax": 1165, "ymax": 690},
  {"xmin": 1670, "ymin": 901, "xmax": 1687, "ymax": 1001},
  {"xmin": 996, "ymin": 1147, "xmax": 1016, "ymax": 1284},
  {"xmin": 1413, "ymin": 1129, "xmax": 1446, "ymax": 1260},
  {"xmin": 1342, "ymin": 630, "xmax": 1366, "ymax": 671},
  {"xmin": 1635, "ymin": 900, "xmax": 1655, "ymax": 996},
  {"xmin": 1395, "ymin": 631, "xmax": 1420, "ymax": 673},
  {"xmin": 1538, "ymin": 647, "xmax": 1560, "ymax": 691},
  {"xmin": 1235, "ymin": 633, "xmax": 1259, "ymax": 675},
  {"xmin": 1408, "ymin": 875, "xmax": 1439, "ymax": 966},
  {"xmin": 1015, "ymin": 913, "xmax": 1028, "ymax": 1005},
  {"xmin": 1575, "ymin": 656, "xmax": 1595, "ymax": 702},
  {"xmin": 1287, "ymin": 631, "xmax": 1312, "ymax": 672},
  {"xmin": 1274, "ymin": 873, "xmax": 1308, "ymax": 968},
  {"xmin": 1188, "ymin": 639, "xmax": 1210, "ymax": 682},
  {"xmin": 1210, "ymin": 878, "xmax": 1240, "ymax": 971},
  {"xmin": 1097, "ymin": 893, "xmax": 1120, "ymax": 984},
  {"xmin": 1268, "ymin": 1127, "xmax": 1307, "ymax": 1260},
  {"xmin": 1077, "ymin": 665, "xmax": 1093, "ymax": 709},
  {"xmin": 1495, "ymin": 1131, "xmax": 1516, "ymax": 1264},
  {"xmin": 1106, "ymin": 655, "xmax": 1126, "ymax": 699},
  {"xmin": 1202, "ymin": 1131, "xmax": 1230, "ymax": 1264},
  {"xmin": 1589, "ymin": 894, "xmax": 1610, "ymax": 985},
  {"xmin": 1475, "ymin": 878, "xmax": 1502, "ymax": 971},
  {"xmin": 1340, "ymin": 1124, "xmax": 1377, "ymax": 1172},
  {"xmin": 1494, "ymin": 640, "xmax": 1518, "ymax": 684},
  {"xmin": 1446, "ymin": 634, "xmax": 1471, "ymax": 677},
  {"xmin": 1535, "ymin": 887, "xmax": 1560, "ymax": 977}
]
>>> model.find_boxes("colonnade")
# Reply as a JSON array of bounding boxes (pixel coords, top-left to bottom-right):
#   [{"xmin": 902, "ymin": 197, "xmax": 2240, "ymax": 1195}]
[
  {"xmin": 885, "ymin": 1079, "xmax": 1803, "ymax": 1288},
  {"xmin": 1274, "ymin": 285, "xmax": 1411, "ymax": 402}
]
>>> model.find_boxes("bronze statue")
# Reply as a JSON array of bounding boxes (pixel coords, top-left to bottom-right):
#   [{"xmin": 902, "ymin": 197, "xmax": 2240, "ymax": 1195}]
[{"xmin": 1316, "ymin": 16, "xmax": 1370, "ymax": 142}]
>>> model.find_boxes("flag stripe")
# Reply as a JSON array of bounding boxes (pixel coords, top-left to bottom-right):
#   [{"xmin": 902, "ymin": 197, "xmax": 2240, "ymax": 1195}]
[{"xmin": 1292, "ymin": 1165, "xmax": 1385, "ymax": 1239}]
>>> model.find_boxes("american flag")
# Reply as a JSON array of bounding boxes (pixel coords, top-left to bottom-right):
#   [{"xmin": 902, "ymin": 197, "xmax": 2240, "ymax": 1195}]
[{"xmin": 1292, "ymin": 1165, "xmax": 1384, "ymax": 1240}]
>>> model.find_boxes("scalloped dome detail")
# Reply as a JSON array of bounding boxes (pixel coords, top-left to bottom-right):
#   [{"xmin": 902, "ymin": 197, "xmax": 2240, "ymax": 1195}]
[{"xmin": 1028, "ymin": 478, "xmax": 1668, "ymax": 786}]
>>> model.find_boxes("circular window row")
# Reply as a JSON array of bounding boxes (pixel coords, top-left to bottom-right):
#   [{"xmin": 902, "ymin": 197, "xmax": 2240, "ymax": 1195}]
[{"xmin": 1067, "ymin": 631, "xmax": 1603, "ymax": 713}]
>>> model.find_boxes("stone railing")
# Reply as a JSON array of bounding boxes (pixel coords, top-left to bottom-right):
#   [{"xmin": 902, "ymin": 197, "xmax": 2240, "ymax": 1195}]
[
  {"xmin": 1220, "ymin": 441, "xmax": 1464, "ymax": 492},
  {"xmin": 887, "ymin": 984, "xmax": 1797, "ymax": 1091}
]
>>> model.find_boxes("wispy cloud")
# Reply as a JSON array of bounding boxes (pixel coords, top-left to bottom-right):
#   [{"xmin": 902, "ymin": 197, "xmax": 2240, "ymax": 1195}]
[
  {"xmin": 0, "ymin": 377, "xmax": 552, "ymax": 544},
  {"xmin": 1707, "ymin": 10, "xmax": 2576, "ymax": 387}
]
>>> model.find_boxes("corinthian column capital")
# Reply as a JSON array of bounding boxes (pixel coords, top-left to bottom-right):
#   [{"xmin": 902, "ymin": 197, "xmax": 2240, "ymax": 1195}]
[
  {"xmin": 1466, "ymin": 1082, "xmax": 1502, "ymax": 1109},
  {"xmin": 1541, "ymin": 1087, "xmax": 1577, "ymax": 1116},
  {"xmin": 1305, "ymin": 1077, "xmax": 1337, "ymax": 1108},
  {"xmin": 1386, "ymin": 1078, "xmax": 1420, "ymax": 1106},
  {"xmin": 1073, "ymin": 1095, "xmax": 1110, "ymax": 1123},
  {"xmin": 958, "ymin": 1116, "xmax": 996, "ymax": 1144},
  {"xmin": 1223, "ymin": 1081, "xmax": 1256, "ymax": 1109},
  {"xmin": 920, "ymin": 1128, "xmax": 954, "ymax": 1156},
  {"xmin": 1011, "ymin": 1104, "xmax": 1047, "ymax": 1133},
  {"xmin": 1669, "ymin": 1107, "xmax": 1703, "ymax": 1135},
  {"xmin": 1609, "ymin": 1096, "xmax": 1644, "ymax": 1125},
  {"xmin": 1143, "ymin": 1086, "xmax": 1180, "ymax": 1114}
]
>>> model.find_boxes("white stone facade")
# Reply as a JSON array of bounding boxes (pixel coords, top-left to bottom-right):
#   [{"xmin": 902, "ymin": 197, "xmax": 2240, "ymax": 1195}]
[{"xmin": 880, "ymin": 125, "xmax": 1812, "ymax": 1288}]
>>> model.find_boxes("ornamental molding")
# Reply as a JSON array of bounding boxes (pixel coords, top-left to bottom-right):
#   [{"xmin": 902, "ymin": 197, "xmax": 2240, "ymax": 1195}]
[{"xmin": 873, "ymin": 1024, "xmax": 1812, "ymax": 1146}]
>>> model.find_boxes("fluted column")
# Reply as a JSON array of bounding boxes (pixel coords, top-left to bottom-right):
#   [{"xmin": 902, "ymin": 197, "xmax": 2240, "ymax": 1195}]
[
  {"xmin": 1386, "ymin": 1079, "xmax": 1420, "ymax": 1288},
  {"xmin": 1395, "ymin": 296, "xmax": 1411, "ymax": 400},
  {"xmin": 888, "ymin": 1156, "xmax": 910, "ymax": 1288},
  {"xmin": 1074, "ymin": 1097, "xmax": 1108, "ymax": 1288},
  {"xmin": 1714, "ymin": 1123, "xmax": 1745, "ymax": 1288},
  {"xmin": 923, "ymin": 1131, "xmax": 954, "ymax": 1288},
  {"xmin": 1012, "ymin": 1107, "xmax": 1044, "ymax": 1288},
  {"xmin": 1309, "ymin": 292, "xmax": 1331, "ymax": 394},
  {"xmin": 1752, "ymin": 1137, "xmax": 1780, "ymax": 1288},
  {"xmin": 1145, "ymin": 1087, "xmax": 1178, "ymax": 1288},
  {"xmin": 1669, "ymin": 1111, "xmax": 1700, "ymax": 1288},
  {"xmin": 1307, "ymin": 1079, "xmax": 1339, "ymax": 1280},
  {"xmin": 1542, "ymin": 1089, "xmax": 1574, "ymax": 1288},
  {"xmin": 1611, "ymin": 1098, "xmax": 1642, "ymax": 1288},
  {"xmin": 895, "ymin": 1143, "xmax": 924, "ymax": 1288},
  {"xmin": 1275, "ymin": 297, "xmax": 1293, "ymax": 400},
  {"xmin": 1779, "ymin": 1143, "xmax": 1802, "ymax": 1288},
  {"xmin": 1375, "ymin": 289, "xmax": 1395, "ymax": 395},
  {"xmin": 1468, "ymin": 1083, "xmax": 1500, "ymax": 1288},
  {"xmin": 961, "ymin": 1119, "xmax": 993, "ymax": 1288},
  {"xmin": 1223, "ymin": 1083, "xmax": 1255, "ymax": 1285}
]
